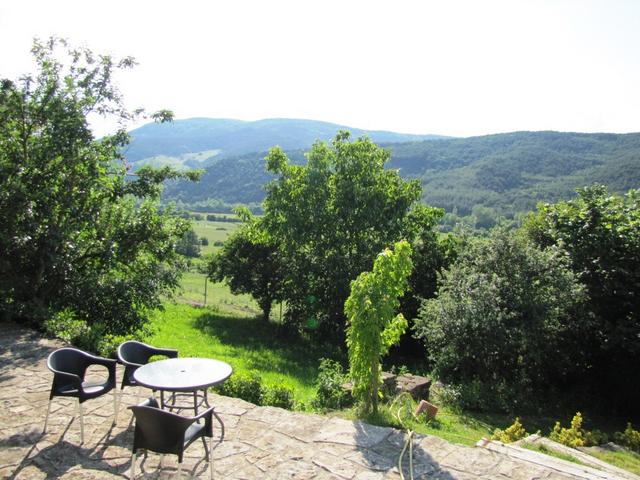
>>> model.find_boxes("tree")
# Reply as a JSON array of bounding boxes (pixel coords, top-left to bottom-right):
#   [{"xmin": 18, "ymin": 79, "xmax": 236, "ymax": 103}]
[
  {"xmin": 175, "ymin": 229, "xmax": 201, "ymax": 257},
  {"xmin": 524, "ymin": 186, "xmax": 640, "ymax": 413},
  {"xmin": 0, "ymin": 38, "xmax": 198, "ymax": 334},
  {"xmin": 261, "ymin": 132, "xmax": 442, "ymax": 340},
  {"xmin": 208, "ymin": 210, "xmax": 284, "ymax": 321},
  {"xmin": 414, "ymin": 227, "xmax": 584, "ymax": 411},
  {"xmin": 345, "ymin": 240, "xmax": 413, "ymax": 414}
]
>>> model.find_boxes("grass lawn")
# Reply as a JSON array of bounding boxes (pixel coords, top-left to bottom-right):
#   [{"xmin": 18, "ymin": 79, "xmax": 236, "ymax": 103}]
[
  {"xmin": 145, "ymin": 302, "xmax": 333, "ymax": 406},
  {"xmin": 177, "ymin": 270, "xmax": 259, "ymax": 314},
  {"xmin": 192, "ymin": 220, "xmax": 240, "ymax": 255},
  {"xmin": 587, "ymin": 448, "xmax": 640, "ymax": 475}
]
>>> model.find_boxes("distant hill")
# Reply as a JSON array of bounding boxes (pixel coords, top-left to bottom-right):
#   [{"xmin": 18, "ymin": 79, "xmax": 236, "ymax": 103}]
[
  {"xmin": 163, "ymin": 130, "xmax": 640, "ymax": 219},
  {"xmin": 124, "ymin": 117, "xmax": 446, "ymax": 169}
]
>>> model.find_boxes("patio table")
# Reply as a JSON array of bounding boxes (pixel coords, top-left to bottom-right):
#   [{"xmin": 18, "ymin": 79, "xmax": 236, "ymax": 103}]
[{"xmin": 133, "ymin": 357, "xmax": 232, "ymax": 419}]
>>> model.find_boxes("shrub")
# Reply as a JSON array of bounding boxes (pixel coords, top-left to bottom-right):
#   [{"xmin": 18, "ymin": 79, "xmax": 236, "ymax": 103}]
[
  {"xmin": 492, "ymin": 418, "xmax": 528, "ymax": 443},
  {"xmin": 312, "ymin": 359, "xmax": 352, "ymax": 411},
  {"xmin": 216, "ymin": 371, "xmax": 264, "ymax": 405},
  {"xmin": 415, "ymin": 227, "xmax": 585, "ymax": 412},
  {"xmin": 44, "ymin": 309, "xmax": 103, "ymax": 353},
  {"xmin": 213, "ymin": 240, "xmax": 224, "ymax": 247},
  {"xmin": 262, "ymin": 385, "xmax": 295, "ymax": 409},
  {"xmin": 550, "ymin": 412, "xmax": 586, "ymax": 448},
  {"xmin": 615, "ymin": 424, "xmax": 640, "ymax": 453}
]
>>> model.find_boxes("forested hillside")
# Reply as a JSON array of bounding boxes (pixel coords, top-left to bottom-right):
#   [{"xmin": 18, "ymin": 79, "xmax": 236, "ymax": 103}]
[
  {"xmin": 163, "ymin": 131, "xmax": 640, "ymax": 219},
  {"xmin": 125, "ymin": 117, "xmax": 445, "ymax": 168}
]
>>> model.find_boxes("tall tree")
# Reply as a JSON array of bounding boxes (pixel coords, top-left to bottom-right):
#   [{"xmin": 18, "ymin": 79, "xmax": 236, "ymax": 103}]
[
  {"xmin": 261, "ymin": 131, "xmax": 442, "ymax": 340},
  {"xmin": 0, "ymin": 38, "xmax": 198, "ymax": 334},
  {"xmin": 208, "ymin": 209, "xmax": 284, "ymax": 321},
  {"xmin": 524, "ymin": 186, "xmax": 640, "ymax": 413}
]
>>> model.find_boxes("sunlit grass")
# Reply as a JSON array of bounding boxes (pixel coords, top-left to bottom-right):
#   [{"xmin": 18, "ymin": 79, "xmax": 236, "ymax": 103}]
[
  {"xmin": 145, "ymin": 302, "xmax": 331, "ymax": 405},
  {"xmin": 191, "ymin": 218, "xmax": 240, "ymax": 255},
  {"xmin": 519, "ymin": 442, "xmax": 587, "ymax": 466},
  {"xmin": 587, "ymin": 448, "xmax": 640, "ymax": 475}
]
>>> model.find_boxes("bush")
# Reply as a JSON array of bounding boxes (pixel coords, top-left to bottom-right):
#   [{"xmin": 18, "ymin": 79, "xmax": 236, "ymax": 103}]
[
  {"xmin": 550, "ymin": 412, "xmax": 586, "ymax": 448},
  {"xmin": 312, "ymin": 359, "xmax": 352, "ymax": 411},
  {"xmin": 415, "ymin": 227, "xmax": 585, "ymax": 412},
  {"xmin": 615, "ymin": 424, "xmax": 640, "ymax": 453},
  {"xmin": 44, "ymin": 309, "xmax": 102, "ymax": 353},
  {"xmin": 215, "ymin": 371, "xmax": 264, "ymax": 405},
  {"xmin": 492, "ymin": 418, "xmax": 528, "ymax": 443},
  {"xmin": 262, "ymin": 385, "xmax": 295, "ymax": 409}
]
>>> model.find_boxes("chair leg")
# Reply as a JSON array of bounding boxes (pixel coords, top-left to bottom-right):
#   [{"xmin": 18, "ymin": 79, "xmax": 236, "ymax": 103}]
[
  {"xmin": 160, "ymin": 454, "xmax": 164, "ymax": 469},
  {"xmin": 43, "ymin": 398, "xmax": 53, "ymax": 434},
  {"xmin": 209, "ymin": 436, "xmax": 214, "ymax": 479},
  {"xmin": 77, "ymin": 400, "xmax": 85, "ymax": 444},
  {"xmin": 130, "ymin": 451, "xmax": 136, "ymax": 480},
  {"xmin": 177, "ymin": 460, "xmax": 182, "ymax": 478},
  {"xmin": 113, "ymin": 389, "xmax": 119, "ymax": 424}
]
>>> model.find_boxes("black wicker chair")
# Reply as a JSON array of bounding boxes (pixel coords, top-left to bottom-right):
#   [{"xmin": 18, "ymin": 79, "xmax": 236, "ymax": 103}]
[
  {"xmin": 129, "ymin": 398, "xmax": 215, "ymax": 479},
  {"xmin": 44, "ymin": 347, "xmax": 118, "ymax": 443},
  {"xmin": 117, "ymin": 341, "xmax": 178, "ymax": 400}
]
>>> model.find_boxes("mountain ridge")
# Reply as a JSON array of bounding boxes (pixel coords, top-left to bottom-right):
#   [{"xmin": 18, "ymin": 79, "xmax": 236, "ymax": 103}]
[
  {"xmin": 124, "ymin": 117, "xmax": 448, "ymax": 166},
  {"xmin": 160, "ymin": 129, "xmax": 640, "ymax": 220}
]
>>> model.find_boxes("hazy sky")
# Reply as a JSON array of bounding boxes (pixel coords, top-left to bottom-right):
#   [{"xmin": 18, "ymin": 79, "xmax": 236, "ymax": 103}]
[{"xmin": 1, "ymin": 0, "xmax": 639, "ymax": 137}]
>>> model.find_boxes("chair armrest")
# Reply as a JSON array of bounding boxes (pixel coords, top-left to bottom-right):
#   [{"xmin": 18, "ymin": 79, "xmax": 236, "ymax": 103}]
[
  {"xmin": 191, "ymin": 406, "xmax": 215, "ymax": 437},
  {"xmin": 89, "ymin": 356, "xmax": 117, "ymax": 368},
  {"xmin": 191, "ymin": 406, "xmax": 215, "ymax": 422},
  {"xmin": 51, "ymin": 369, "xmax": 82, "ymax": 388},
  {"xmin": 87, "ymin": 356, "xmax": 117, "ymax": 384},
  {"xmin": 120, "ymin": 359, "xmax": 144, "ymax": 368},
  {"xmin": 153, "ymin": 347, "xmax": 178, "ymax": 359}
]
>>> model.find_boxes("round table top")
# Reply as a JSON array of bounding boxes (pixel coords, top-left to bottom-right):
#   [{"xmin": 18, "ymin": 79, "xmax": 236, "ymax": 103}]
[{"xmin": 133, "ymin": 357, "xmax": 233, "ymax": 392}]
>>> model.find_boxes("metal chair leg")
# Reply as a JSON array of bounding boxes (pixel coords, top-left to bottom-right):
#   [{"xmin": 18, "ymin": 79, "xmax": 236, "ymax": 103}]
[
  {"xmin": 209, "ymin": 436, "xmax": 214, "ymax": 479},
  {"xmin": 177, "ymin": 460, "xmax": 182, "ymax": 478},
  {"xmin": 78, "ymin": 400, "xmax": 85, "ymax": 444},
  {"xmin": 130, "ymin": 451, "xmax": 137, "ymax": 480},
  {"xmin": 113, "ymin": 389, "xmax": 119, "ymax": 424},
  {"xmin": 43, "ymin": 398, "xmax": 53, "ymax": 434}
]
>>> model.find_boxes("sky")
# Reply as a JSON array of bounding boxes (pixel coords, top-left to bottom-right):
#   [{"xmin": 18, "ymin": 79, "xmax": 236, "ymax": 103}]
[{"xmin": 1, "ymin": 0, "xmax": 639, "ymax": 138}]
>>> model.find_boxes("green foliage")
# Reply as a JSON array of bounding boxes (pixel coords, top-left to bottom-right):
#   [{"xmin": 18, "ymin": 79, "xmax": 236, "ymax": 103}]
[
  {"xmin": 0, "ymin": 38, "xmax": 196, "ymax": 334},
  {"xmin": 43, "ymin": 309, "xmax": 101, "ymax": 352},
  {"xmin": 491, "ymin": 418, "xmax": 528, "ymax": 443},
  {"xmin": 164, "ymin": 130, "xmax": 640, "ymax": 223},
  {"xmin": 216, "ymin": 371, "xmax": 264, "ymax": 405},
  {"xmin": 345, "ymin": 240, "xmax": 413, "ymax": 414},
  {"xmin": 175, "ymin": 229, "xmax": 201, "ymax": 257},
  {"xmin": 208, "ymin": 215, "xmax": 284, "ymax": 321},
  {"xmin": 615, "ymin": 424, "xmax": 640, "ymax": 453},
  {"xmin": 550, "ymin": 412, "xmax": 587, "ymax": 448},
  {"xmin": 525, "ymin": 186, "xmax": 640, "ymax": 413},
  {"xmin": 261, "ymin": 133, "xmax": 440, "ymax": 340},
  {"xmin": 262, "ymin": 384, "xmax": 295, "ymax": 410},
  {"xmin": 214, "ymin": 369, "xmax": 295, "ymax": 409},
  {"xmin": 415, "ymin": 227, "xmax": 585, "ymax": 412},
  {"xmin": 311, "ymin": 358, "xmax": 352, "ymax": 411}
]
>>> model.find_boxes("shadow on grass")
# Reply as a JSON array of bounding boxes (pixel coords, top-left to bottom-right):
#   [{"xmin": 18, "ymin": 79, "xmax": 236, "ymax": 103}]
[{"xmin": 193, "ymin": 309, "xmax": 341, "ymax": 384}]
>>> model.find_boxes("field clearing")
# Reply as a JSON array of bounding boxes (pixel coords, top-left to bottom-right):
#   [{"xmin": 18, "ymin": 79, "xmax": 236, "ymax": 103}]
[{"xmin": 192, "ymin": 219, "xmax": 240, "ymax": 255}]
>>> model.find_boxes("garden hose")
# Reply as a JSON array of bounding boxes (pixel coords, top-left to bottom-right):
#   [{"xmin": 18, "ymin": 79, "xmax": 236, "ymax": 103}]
[{"xmin": 388, "ymin": 393, "xmax": 416, "ymax": 480}]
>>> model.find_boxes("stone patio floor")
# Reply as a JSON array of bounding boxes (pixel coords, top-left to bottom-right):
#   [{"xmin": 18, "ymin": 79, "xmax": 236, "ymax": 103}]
[{"xmin": 0, "ymin": 323, "xmax": 616, "ymax": 479}]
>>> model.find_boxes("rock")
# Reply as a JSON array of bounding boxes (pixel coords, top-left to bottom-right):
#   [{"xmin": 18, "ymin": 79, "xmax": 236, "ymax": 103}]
[{"xmin": 395, "ymin": 374, "xmax": 431, "ymax": 400}]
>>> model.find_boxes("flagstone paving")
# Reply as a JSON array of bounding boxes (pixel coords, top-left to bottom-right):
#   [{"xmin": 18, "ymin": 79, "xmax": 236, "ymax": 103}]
[{"xmin": 0, "ymin": 323, "xmax": 621, "ymax": 479}]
